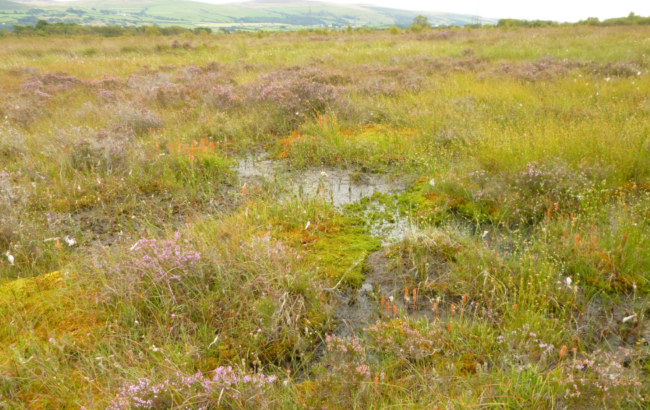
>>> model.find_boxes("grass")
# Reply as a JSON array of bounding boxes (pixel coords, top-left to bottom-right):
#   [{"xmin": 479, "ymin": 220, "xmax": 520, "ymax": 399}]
[{"xmin": 0, "ymin": 26, "xmax": 649, "ymax": 408}]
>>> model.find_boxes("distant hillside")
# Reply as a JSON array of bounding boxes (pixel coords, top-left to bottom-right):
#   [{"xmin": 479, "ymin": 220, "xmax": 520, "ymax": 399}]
[
  {"xmin": 2, "ymin": 0, "xmax": 496, "ymax": 30},
  {"xmin": 0, "ymin": 0, "xmax": 28, "ymax": 9}
]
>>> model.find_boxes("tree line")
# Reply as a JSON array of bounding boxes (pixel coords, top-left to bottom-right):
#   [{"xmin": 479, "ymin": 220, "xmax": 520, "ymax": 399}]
[
  {"xmin": 7, "ymin": 20, "xmax": 218, "ymax": 37},
  {"xmin": 497, "ymin": 12, "xmax": 650, "ymax": 28}
]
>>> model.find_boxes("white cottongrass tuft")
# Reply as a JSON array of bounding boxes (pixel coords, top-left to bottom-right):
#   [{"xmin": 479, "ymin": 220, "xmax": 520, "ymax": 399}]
[{"xmin": 5, "ymin": 251, "xmax": 14, "ymax": 266}]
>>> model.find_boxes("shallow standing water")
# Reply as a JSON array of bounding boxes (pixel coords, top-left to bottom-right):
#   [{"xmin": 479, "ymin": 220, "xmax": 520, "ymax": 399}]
[
  {"xmin": 236, "ymin": 153, "xmax": 414, "ymax": 246},
  {"xmin": 236, "ymin": 153, "xmax": 407, "ymax": 206}
]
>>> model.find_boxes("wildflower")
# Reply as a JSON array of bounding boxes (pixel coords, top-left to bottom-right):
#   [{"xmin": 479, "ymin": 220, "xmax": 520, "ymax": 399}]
[{"xmin": 125, "ymin": 232, "xmax": 201, "ymax": 283}]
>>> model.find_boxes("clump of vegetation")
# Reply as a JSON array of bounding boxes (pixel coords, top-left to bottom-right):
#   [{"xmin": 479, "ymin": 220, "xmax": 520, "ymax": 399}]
[
  {"xmin": 245, "ymin": 67, "xmax": 343, "ymax": 127},
  {"xmin": 111, "ymin": 101, "xmax": 164, "ymax": 134},
  {"xmin": 64, "ymin": 125, "xmax": 141, "ymax": 173},
  {"xmin": 0, "ymin": 123, "xmax": 26, "ymax": 159},
  {"xmin": 106, "ymin": 366, "xmax": 278, "ymax": 409}
]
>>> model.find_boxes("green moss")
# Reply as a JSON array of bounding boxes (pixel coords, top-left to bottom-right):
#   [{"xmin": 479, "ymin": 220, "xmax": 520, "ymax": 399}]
[
  {"xmin": 0, "ymin": 270, "xmax": 62, "ymax": 299},
  {"xmin": 342, "ymin": 180, "xmax": 466, "ymax": 235},
  {"xmin": 277, "ymin": 214, "xmax": 379, "ymax": 287},
  {"xmin": 307, "ymin": 219, "xmax": 380, "ymax": 286},
  {"xmin": 0, "ymin": 272, "xmax": 99, "ymax": 362}
]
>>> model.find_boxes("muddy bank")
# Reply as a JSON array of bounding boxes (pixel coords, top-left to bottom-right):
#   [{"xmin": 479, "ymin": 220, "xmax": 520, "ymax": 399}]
[{"xmin": 580, "ymin": 295, "xmax": 650, "ymax": 351}]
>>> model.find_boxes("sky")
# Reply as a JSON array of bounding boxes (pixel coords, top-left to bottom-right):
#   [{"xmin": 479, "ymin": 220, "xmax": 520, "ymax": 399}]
[{"xmin": 192, "ymin": 0, "xmax": 650, "ymax": 22}]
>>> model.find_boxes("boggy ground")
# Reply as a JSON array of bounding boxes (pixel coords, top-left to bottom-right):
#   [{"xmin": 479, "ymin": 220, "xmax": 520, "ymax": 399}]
[{"xmin": 0, "ymin": 26, "xmax": 650, "ymax": 409}]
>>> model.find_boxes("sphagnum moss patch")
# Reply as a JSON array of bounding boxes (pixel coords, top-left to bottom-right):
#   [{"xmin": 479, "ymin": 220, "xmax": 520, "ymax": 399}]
[
  {"xmin": 0, "ymin": 272, "xmax": 102, "ymax": 350},
  {"xmin": 0, "ymin": 26, "xmax": 649, "ymax": 409}
]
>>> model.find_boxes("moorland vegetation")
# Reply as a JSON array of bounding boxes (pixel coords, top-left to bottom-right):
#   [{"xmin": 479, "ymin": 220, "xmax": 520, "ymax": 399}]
[{"xmin": 0, "ymin": 24, "xmax": 649, "ymax": 409}]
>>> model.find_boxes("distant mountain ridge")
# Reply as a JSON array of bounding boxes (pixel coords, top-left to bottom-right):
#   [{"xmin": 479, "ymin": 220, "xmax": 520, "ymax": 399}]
[
  {"xmin": 3, "ymin": 0, "xmax": 497, "ymax": 29},
  {"xmin": 0, "ymin": 0, "xmax": 28, "ymax": 9}
]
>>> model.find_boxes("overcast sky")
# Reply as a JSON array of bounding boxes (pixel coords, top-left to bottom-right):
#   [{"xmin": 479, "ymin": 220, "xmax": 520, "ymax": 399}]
[{"xmin": 193, "ymin": 0, "xmax": 650, "ymax": 22}]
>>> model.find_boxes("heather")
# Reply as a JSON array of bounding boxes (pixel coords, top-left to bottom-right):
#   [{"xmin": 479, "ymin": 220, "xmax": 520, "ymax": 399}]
[{"xmin": 0, "ymin": 26, "xmax": 649, "ymax": 409}]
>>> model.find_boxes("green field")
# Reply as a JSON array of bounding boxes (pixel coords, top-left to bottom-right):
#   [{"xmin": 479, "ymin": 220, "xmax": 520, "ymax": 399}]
[{"xmin": 0, "ymin": 25, "xmax": 649, "ymax": 408}]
